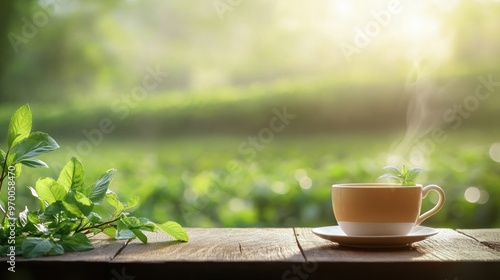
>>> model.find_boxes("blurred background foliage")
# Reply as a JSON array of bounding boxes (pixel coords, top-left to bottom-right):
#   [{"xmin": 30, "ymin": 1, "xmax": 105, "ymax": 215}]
[{"xmin": 0, "ymin": 0, "xmax": 499, "ymax": 228}]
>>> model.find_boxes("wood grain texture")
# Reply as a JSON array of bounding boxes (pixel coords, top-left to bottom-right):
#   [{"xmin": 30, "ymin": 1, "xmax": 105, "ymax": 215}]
[
  {"xmin": 2, "ymin": 228, "xmax": 500, "ymax": 280},
  {"xmin": 294, "ymin": 228, "xmax": 500, "ymax": 280},
  {"xmin": 412, "ymin": 229, "xmax": 500, "ymax": 261},
  {"xmin": 458, "ymin": 229, "xmax": 500, "ymax": 251},
  {"xmin": 294, "ymin": 227, "xmax": 424, "ymax": 262},
  {"xmin": 2, "ymin": 233, "xmax": 128, "ymax": 262},
  {"xmin": 113, "ymin": 228, "xmax": 304, "ymax": 262},
  {"xmin": 297, "ymin": 228, "xmax": 500, "ymax": 262}
]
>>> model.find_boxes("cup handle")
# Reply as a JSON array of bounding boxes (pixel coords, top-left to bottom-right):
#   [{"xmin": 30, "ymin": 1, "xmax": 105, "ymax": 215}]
[{"xmin": 416, "ymin": 184, "xmax": 446, "ymax": 226}]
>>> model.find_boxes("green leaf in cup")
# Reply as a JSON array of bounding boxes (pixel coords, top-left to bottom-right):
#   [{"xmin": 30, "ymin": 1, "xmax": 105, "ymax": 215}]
[{"xmin": 379, "ymin": 165, "xmax": 423, "ymax": 186}]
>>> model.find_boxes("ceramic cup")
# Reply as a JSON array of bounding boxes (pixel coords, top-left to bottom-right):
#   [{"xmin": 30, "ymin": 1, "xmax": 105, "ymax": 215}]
[{"xmin": 331, "ymin": 183, "xmax": 445, "ymax": 236}]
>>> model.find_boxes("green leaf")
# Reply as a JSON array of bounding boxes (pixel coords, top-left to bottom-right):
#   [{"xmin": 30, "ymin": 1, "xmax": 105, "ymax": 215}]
[
  {"xmin": 102, "ymin": 227, "xmax": 116, "ymax": 238},
  {"xmin": 58, "ymin": 233, "xmax": 94, "ymax": 252},
  {"xmin": 34, "ymin": 223, "xmax": 49, "ymax": 234},
  {"xmin": 19, "ymin": 207, "xmax": 29, "ymax": 227},
  {"xmin": 116, "ymin": 221, "xmax": 135, "ymax": 240},
  {"xmin": 157, "ymin": 221, "xmax": 188, "ymax": 242},
  {"xmin": 8, "ymin": 104, "xmax": 32, "ymax": 148},
  {"xmin": 27, "ymin": 211, "xmax": 40, "ymax": 225},
  {"xmin": 403, "ymin": 180, "xmax": 415, "ymax": 186},
  {"xmin": 0, "ymin": 149, "xmax": 5, "ymax": 166},
  {"xmin": 116, "ymin": 229, "xmax": 135, "ymax": 240},
  {"xmin": 401, "ymin": 165, "xmax": 409, "ymax": 176},
  {"xmin": 63, "ymin": 191, "xmax": 94, "ymax": 218},
  {"xmin": 382, "ymin": 166, "xmax": 401, "ymax": 176},
  {"xmin": 379, "ymin": 174, "xmax": 401, "ymax": 181},
  {"xmin": 21, "ymin": 238, "xmax": 56, "ymax": 258},
  {"xmin": 53, "ymin": 219, "xmax": 80, "ymax": 235},
  {"xmin": 124, "ymin": 197, "xmax": 139, "ymax": 211},
  {"xmin": 28, "ymin": 186, "xmax": 38, "ymax": 197},
  {"xmin": 88, "ymin": 212, "xmax": 102, "ymax": 224},
  {"xmin": 105, "ymin": 192, "xmax": 124, "ymax": 214},
  {"xmin": 90, "ymin": 169, "xmax": 116, "ymax": 203},
  {"xmin": 14, "ymin": 163, "xmax": 22, "ymax": 178},
  {"xmin": 48, "ymin": 243, "xmax": 64, "ymax": 256},
  {"xmin": 10, "ymin": 132, "xmax": 59, "ymax": 166},
  {"xmin": 35, "ymin": 178, "xmax": 67, "ymax": 204},
  {"xmin": 57, "ymin": 157, "xmax": 85, "ymax": 193},
  {"xmin": 131, "ymin": 229, "xmax": 148, "ymax": 244},
  {"xmin": 138, "ymin": 218, "xmax": 157, "ymax": 232},
  {"xmin": 18, "ymin": 157, "xmax": 48, "ymax": 168},
  {"xmin": 380, "ymin": 165, "xmax": 423, "ymax": 186},
  {"xmin": 0, "ymin": 245, "xmax": 9, "ymax": 256},
  {"xmin": 406, "ymin": 167, "xmax": 423, "ymax": 181},
  {"xmin": 121, "ymin": 215, "xmax": 141, "ymax": 228},
  {"xmin": 45, "ymin": 201, "xmax": 64, "ymax": 215}
]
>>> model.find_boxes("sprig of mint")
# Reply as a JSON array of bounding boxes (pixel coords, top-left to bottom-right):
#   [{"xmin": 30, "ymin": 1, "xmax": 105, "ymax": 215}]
[
  {"xmin": 0, "ymin": 104, "xmax": 188, "ymax": 258},
  {"xmin": 379, "ymin": 165, "xmax": 423, "ymax": 186}
]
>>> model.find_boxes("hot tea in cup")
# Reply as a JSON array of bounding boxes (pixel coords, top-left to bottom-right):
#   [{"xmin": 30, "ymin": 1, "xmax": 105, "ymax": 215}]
[{"xmin": 331, "ymin": 183, "xmax": 445, "ymax": 236}]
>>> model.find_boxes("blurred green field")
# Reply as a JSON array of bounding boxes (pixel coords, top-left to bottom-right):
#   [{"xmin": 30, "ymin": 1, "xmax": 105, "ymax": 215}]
[
  {"xmin": 1, "ymin": 1, "xmax": 500, "ymax": 233},
  {"xmin": 3, "ymin": 130, "xmax": 499, "ymax": 229},
  {"xmin": 1, "ymin": 74, "xmax": 499, "ymax": 229}
]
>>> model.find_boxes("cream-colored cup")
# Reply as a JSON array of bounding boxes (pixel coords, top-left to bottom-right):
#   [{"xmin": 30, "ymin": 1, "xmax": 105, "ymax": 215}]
[{"xmin": 331, "ymin": 183, "xmax": 445, "ymax": 236}]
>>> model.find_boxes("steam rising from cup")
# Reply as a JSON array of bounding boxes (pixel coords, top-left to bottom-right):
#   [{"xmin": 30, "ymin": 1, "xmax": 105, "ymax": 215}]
[{"xmin": 387, "ymin": 56, "xmax": 445, "ymax": 167}]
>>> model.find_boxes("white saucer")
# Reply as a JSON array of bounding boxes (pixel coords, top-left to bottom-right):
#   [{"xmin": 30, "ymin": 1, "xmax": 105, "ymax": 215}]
[{"xmin": 311, "ymin": 226, "xmax": 438, "ymax": 248}]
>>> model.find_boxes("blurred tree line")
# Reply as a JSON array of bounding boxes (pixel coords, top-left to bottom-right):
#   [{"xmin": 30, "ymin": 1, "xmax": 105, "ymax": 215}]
[{"xmin": 0, "ymin": 0, "xmax": 499, "ymax": 108}]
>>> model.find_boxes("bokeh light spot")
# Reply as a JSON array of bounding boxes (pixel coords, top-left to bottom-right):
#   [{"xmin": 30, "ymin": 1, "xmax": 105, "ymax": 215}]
[
  {"xmin": 271, "ymin": 181, "xmax": 289, "ymax": 194},
  {"xmin": 294, "ymin": 169, "xmax": 307, "ymax": 181},
  {"xmin": 464, "ymin": 187, "xmax": 480, "ymax": 203},
  {"xmin": 478, "ymin": 190, "xmax": 489, "ymax": 205},
  {"xmin": 489, "ymin": 143, "xmax": 500, "ymax": 162},
  {"xmin": 299, "ymin": 176, "xmax": 313, "ymax": 190}
]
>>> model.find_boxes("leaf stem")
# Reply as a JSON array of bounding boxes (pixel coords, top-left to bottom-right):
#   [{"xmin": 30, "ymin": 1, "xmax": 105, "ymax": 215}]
[
  {"xmin": 0, "ymin": 204, "xmax": 8, "ymax": 225},
  {"xmin": 0, "ymin": 149, "xmax": 11, "ymax": 223},
  {"xmin": 0, "ymin": 149, "xmax": 10, "ymax": 194},
  {"xmin": 76, "ymin": 217, "xmax": 120, "ymax": 233}
]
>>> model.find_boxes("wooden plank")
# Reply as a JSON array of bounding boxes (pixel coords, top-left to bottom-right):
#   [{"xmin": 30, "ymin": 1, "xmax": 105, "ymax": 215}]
[
  {"xmin": 3, "ymin": 228, "xmax": 500, "ymax": 280},
  {"xmin": 294, "ymin": 227, "xmax": 423, "ymax": 262},
  {"xmin": 1, "ymin": 233, "xmax": 127, "ymax": 262},
  {"xmin": 458, "ymin": 229, "xmax": 500, "ymax": 251},
  {"xmin": 294, "ymin": 228, "xmax": 500, "ymax": 280},
  {"xmin": 296, "ymin": 228, "xmax": 500, "ymax": 262},
  {"xmin": 413, "ymin": 229, "xmax": 500, "ymax": 261},
  {"xmin": 113, "ymin": 228, "xmax": 304, "ymax": 262},
  {"xmin": 109, "ymin": 228, "xmax": 306, "ymax": 280},
  {"xmin": 0, "ymin": 234, "xmax": 129, "ymax": 280}
]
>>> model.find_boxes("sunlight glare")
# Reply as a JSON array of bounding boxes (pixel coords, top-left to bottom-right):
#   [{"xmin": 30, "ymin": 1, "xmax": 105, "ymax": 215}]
[
  {"xmin": 331, "ymin": 0, "xmax": 355, "ymax": 18},
  {"xmin": 404, "ymin": 14, "xmax": 442, "ymax": 43}
]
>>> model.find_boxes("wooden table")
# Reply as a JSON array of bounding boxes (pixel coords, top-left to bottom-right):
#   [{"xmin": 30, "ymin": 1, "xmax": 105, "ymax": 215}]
[{"xmin": 2, "ymin": 228, "xmax": 500, "ymax": 280}]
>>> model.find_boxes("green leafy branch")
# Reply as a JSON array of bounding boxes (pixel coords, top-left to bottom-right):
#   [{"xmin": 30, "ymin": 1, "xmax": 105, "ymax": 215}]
[
  {"xmin": 0, "ymin": 105, "xmax": 59, "ymax": 220},
  {"xmin": 379, "ymin": 165, "xmax": 423, "ymax": 186},
  {"xmin": 0, "ymin": 104, "xmax": 188, "ymax": 258}
]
